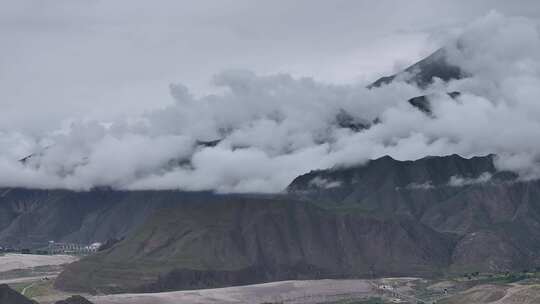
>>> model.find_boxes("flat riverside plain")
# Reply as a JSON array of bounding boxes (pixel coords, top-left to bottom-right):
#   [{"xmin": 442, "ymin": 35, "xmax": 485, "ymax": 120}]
[
  {"xmin": 89, "ymin": 279, "xmax": 378, "ymax": 304},
  {"xmin": 0, "ymin": 254, "xmax": 78, "ymax": 272},
  {"xmin": 0, "ymin": 254, "xmax": 82, "ymax": 303}
]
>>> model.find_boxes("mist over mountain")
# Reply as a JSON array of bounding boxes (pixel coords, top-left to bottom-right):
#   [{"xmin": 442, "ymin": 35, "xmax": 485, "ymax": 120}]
[
  {"xmin": 1, "ymin": 12, "xmax": 540, "ymax": 193},
  {"xmin": 29, "ymin": 154, "xmax": 537, "ymax": 293},
  {"xmin": 4, "ymin": 5, "xmax": 540, "ymax": 301},
  {"xmin": 5, "ymin": 153, "xmax": 540, "ymax": 293}
]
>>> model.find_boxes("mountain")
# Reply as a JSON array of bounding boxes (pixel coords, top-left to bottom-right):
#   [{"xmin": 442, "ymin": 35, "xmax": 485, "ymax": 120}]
[
  {"xmin": 288, "ymin": 154, "xmax": 540, "ymax": 274},
  {"xmin": 368, "ymin": 48, "xmax": 464, "ymax": 88},
  {"xmin": 331, "ymin": 47, "xmax": 465, "ymax": 133},
  {"xmin": 287, "ymin": 154, "xmax": 499, "ymax": 207},
  {"xmin": 407, "ymin": 91, "xmax": 461, "ymax": 116},
  {"xmin": 1, "ymin": 50, "xmax": 536, "ymax": 295},
  {"xmin": 47, "ymin": 154, "xmax": 540, "ymax": 293},
  {"xmin": 0, "ymin": 189, "xmax": 224, "ymax": 249},
  {"xmin": 54, "ymin": 195, "xmax": 454, "ymax": 293},
  {"xmin": 2, "ymin": 154, "xmax": 540, "ymax": 293}
]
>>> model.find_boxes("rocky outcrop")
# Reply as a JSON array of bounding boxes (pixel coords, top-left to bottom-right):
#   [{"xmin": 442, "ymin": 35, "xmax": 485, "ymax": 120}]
[
  {"xmin": 0, "ymin": 284, "xmax": 37, "ymax": 304},
  {"xmin": 407, "ymin": 91, "xmax": 461, "ymax": 116},
  {"xmin": 55, "ymin": 295, "xmax": 94, "ymax": 304}
]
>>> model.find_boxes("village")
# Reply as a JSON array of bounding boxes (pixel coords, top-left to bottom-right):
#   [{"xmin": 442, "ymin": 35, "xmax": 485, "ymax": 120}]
[{"xmin": 0, "ymin": 241, "xmax": 101, "ymax": 256}]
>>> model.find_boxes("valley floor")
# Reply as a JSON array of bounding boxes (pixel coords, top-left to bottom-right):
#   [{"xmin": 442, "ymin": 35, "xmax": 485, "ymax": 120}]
[
  {"xmin": 0, "ymin": 253, "xmax": 80, "ymax": 303},
  {"xmin": 0, "ymin": 254, "xmax": 78, "ymax": 273},
  {"xmin": 88, "ymin": 279, "xmax": 377, "ymax": 304},
  {"xmin": 53, "ymin": 276, "xmax": 540, "ymax": 304},
  {"xmin": 4, "ymin": 253, "xmax": 540, "ymax": 304}
]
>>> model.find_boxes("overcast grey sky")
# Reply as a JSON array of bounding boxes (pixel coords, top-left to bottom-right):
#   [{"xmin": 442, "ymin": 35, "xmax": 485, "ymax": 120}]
[
  {"xmin": 4, "ymin": 1, "xmax": 540, "ymax": 191},
  {"xmin": 3, "ymin": 0, "xmax": 540, "ymax": 133}
]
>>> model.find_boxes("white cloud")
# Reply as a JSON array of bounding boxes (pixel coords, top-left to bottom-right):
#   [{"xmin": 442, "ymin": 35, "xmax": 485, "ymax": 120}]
[
  {"xmin": 3, "ymin": 12, "xmax": 540, "ymax": 192},
  {"xmin": 404, "ymin": 181, "xmax": 435, "ymax": 190},
  {"xmin": 448, "ymin": 172, "xmax": 493, "ymax": 187},
  {"xmin": 308, "ymin": 177, "xmax": 343, "ymax": 189}
]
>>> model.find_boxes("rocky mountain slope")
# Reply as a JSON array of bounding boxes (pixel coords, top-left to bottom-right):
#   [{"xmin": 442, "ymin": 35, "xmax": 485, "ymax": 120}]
[
  {"xmin": 288, "ymin": 154, "xmax": 540, "ymax": 273},
  {"xmin": 54, "ymin": 194, "xmax": 454, "ymax": 293},
  {"xmin": 44, "ymin": 154, "xmax": 540, "ymax": 293},
  {"xmin": 2, "ymin": 154, "xmax": 540, "ymax": 293},
  {"xmin": 0, "ymin": 189, "xmax": 213, "ymax": 248}
]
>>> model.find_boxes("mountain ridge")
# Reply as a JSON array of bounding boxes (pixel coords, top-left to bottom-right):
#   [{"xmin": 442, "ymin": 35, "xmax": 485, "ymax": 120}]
[{"xmin": 43, "ymin": 153, "xmax": 540, "ymax": 293}]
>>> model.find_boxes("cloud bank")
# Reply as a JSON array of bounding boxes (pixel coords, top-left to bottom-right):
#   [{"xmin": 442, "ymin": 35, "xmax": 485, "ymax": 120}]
[{"xmin": 2, "ymin": 12, "xmax": 540, "ymax": 192}]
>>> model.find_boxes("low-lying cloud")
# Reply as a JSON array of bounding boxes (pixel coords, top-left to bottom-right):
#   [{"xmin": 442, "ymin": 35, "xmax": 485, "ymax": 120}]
[
  {"xmin": 2, "ymin": 12, "xmax": 540, "ymax": 193},
  {"xmin": 448, "ymin": 172, "xmax": 493, "ymax": 187}
]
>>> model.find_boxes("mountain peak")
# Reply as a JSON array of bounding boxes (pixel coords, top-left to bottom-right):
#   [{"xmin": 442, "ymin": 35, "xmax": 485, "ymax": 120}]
[{"xmin": 368, "ymin": 48, "xmax": 464, "ymax": 88}]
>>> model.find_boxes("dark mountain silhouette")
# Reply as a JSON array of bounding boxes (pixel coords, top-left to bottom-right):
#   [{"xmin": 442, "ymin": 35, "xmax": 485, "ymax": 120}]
[
  {"xmin": 407, "ymin": 91, "xmax": 461, "ymax": 116},
  {"xmin": 368, "ymin": 48, "xmax": 464, "ymax": 88}
]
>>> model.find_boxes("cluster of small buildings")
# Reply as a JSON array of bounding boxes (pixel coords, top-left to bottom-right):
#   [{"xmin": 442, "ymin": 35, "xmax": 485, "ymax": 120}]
[
  {"xmin": 48, "ymin": 241, "xmax": 101, "ymax": 255},
  {"xmin": 0, "ymin": 241, "xmax": 101, "ymax": 256}
]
